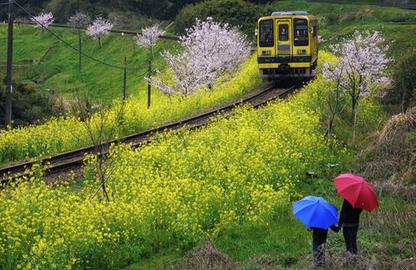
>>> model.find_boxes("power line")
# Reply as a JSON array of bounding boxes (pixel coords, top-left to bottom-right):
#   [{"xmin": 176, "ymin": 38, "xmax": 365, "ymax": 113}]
[{"xmin": 13, "ymin": 0, "xmax": 152, "ymax": 73}]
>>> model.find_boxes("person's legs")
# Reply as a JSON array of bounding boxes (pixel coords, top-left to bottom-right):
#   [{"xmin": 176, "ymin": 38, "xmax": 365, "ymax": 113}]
[
  {"xmin": 313, "ymin": 243, "xmax": 325, "ymax": 267},
  {"xmin": 343, "ymin": 227, "xmax": 358, "ymax": 254},
  {"xmin": 350, "ymin": 226, "xmax": 358, "ymax": 254},
  {"xmin": 313, "ymin": 229, "xmax": 328, "ymax": 266}
]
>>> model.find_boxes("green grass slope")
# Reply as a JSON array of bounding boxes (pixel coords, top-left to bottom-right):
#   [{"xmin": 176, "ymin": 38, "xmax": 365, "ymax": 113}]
[{"xmin": 0, "ymin": 23, "xmax": 177, "ymax": 103}]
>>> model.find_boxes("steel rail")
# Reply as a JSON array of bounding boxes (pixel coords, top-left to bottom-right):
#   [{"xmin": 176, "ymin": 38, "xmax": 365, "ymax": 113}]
[{"xmin": 0, "ymin": 82, "xmax": 298, "ymax": 184}]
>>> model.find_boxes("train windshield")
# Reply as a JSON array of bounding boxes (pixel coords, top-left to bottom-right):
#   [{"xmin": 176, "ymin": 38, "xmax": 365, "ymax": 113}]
[
  {"xmin": 294, "ymin": 19, "xmax": 309, "ymax": 46},
  {"xmin": 259, "ymin": 19, "xmax": 274, "ymax": 47},
  {"xmin": 279, "ymin": 24, "xmax": 289, "ymax": 41}
]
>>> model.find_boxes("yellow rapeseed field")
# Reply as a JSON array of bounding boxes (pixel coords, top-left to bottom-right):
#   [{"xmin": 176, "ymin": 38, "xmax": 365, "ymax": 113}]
[
  {"xmin": 0, "ymin": 55, "xmax": 261, "ymax": 165},
  {"xmin": 0, "ymin": 52, "xmax": 360, "ymax": 269}
]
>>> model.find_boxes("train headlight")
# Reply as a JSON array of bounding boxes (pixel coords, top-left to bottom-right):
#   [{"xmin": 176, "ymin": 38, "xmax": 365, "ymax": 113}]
[
  {"xmin": 262, "ymin": 50, "xmax": 271, "ymax": 56},
  {"xmin": 297, "ymin": 49, "xmax": 307, "ymax": 55}
]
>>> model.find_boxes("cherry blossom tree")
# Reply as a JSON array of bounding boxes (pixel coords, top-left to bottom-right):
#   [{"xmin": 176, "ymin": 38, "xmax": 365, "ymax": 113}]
[
  {"xmin": 136, "ymin": 25, "xmax": 165, "ymax": 107},
  {"xmin": 87, "ymin": 17, "xmax": 113, "ymax": 48},
  {"xmin": 323, "ymin": 31, "xmax": 391, "ymax": 142},
  {"xmin": 148, "ymin": 18, "xmax": 250, "ymax": 96},
  {"xmin": 69, "ymin": 12, "xmax": 91, "ymax": 72},
  {"xmin": 31, "ymin": 12, "xmax": 54, "ymax": 28}
]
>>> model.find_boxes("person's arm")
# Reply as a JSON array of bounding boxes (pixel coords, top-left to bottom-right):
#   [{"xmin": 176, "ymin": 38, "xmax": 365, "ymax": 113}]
[
  {"xmin": 330, "ymin": 224, "xmax": 340, "ymax": 232},
  {"xmin": 338, "ymin": 200, "xmax": 347, "ymax": 227}
]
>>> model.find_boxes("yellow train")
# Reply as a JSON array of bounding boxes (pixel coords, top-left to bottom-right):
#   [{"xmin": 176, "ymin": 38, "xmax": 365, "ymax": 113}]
[{"xmin": 257, "ymin": 11, "xmax": 318, "ymax": 79}]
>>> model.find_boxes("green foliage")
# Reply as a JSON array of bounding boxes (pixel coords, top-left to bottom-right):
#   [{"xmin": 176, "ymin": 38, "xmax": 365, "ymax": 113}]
[
  {"xmin": 175, "ymin": 0, "xmax": 261, "ymax": 37},
  {"xmin": 387, "ymin": 50, "xmax": 416, "ymax": 111},
  {"xmin": 0, "ymin": 24, "xmax": 175, "ymax": 104},
  {"xmin": 0, "ymin": 80, "xmax": 63, "ymax": 126}
]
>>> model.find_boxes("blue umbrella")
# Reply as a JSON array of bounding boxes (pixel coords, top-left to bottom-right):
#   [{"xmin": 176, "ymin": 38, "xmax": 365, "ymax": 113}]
[{"xmin": 293, "ymin": 196, "xmax": 338, "ymax": 229}]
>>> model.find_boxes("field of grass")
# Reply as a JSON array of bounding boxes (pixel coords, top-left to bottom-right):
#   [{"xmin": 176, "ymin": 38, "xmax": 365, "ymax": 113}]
[{"xmin": 0, "ymin": 23, "xmax": 176, "ymax": 103}]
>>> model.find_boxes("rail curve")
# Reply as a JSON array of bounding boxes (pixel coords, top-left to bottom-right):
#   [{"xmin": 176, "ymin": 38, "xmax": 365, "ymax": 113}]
[{"xmin": 0, "ymin": 81, "xmax": 299, "ymax": 185}]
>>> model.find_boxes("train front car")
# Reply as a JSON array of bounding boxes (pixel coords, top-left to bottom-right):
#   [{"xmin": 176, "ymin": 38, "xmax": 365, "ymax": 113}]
[{"xmin": 257, "ymin": 11, "xmax": 318, "ymax": 80}]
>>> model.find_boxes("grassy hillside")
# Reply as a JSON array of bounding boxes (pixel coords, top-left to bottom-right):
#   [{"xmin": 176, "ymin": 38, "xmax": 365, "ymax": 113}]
[{"xmin": 0, "ymin": 23, "xmax": 177, "ymax": 103}]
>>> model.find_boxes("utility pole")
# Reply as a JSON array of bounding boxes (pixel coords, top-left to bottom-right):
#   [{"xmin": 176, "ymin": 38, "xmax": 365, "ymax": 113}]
[
  {"xmin": 5, "ymin": 0, "xmax": 14, "ymax": 128},
  {"xmin": 147, "ymin": 58, "xmax": 151, "ymax": 108},
  {"xmin": 123, "ymin": 57, "xmax": 127, "ymax": 100}
]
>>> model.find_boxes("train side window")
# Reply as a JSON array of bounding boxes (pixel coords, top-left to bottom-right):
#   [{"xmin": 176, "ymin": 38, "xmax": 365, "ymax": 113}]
[
  {"xmin": 259, "ymin": 19, "xmax": 274, "ymax": 47},
  {"xmin": 279, "ymin": 24, "xmax": 289, "ymax": 41},
  {"xmin": 294, "ymin": 19, "xmax": 309, "ymax": 46}
]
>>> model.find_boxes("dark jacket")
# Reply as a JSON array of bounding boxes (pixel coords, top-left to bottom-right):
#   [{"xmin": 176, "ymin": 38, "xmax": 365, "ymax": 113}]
[{"xmin": 339, "ymin": 199, "xmax": 362, "ymax": 227}]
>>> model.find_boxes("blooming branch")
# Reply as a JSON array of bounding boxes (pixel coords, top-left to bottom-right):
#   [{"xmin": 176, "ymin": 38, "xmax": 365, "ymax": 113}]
[
  {"xmin": 149, "ymin": 18, "xmax": 250, "ymax": 96},
  {"xmin": 86, "ymin": 17, "xmax": 113, "ymax": 39},
  {"xmin": 136, "ymin": 25, "xmax": 164, "ymax": 48},
  {"xmin": 31, "ymin": 12, "xmax": 54, "ymax": 28}
]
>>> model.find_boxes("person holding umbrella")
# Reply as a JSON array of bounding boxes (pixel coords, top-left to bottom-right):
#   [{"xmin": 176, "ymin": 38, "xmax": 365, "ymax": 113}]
[
  {"xmin": 293, "ymin": 196, "xmax": 340, "ymax": 267},
  {"xmin": 333, "ymin": 173, "xmax": 379, "ymax": 255}
]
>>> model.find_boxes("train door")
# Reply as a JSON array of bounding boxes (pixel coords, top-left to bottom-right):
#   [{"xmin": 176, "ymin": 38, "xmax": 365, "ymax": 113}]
[{"xmin": 276, "ymin": 20, "xmax": 291, "ymax": 57}]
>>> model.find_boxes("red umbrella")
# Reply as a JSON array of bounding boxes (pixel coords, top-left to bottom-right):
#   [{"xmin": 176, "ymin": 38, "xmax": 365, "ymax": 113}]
[{"xmin": 333, "ymin": 173, "xmax": 379, "ymax": 212}]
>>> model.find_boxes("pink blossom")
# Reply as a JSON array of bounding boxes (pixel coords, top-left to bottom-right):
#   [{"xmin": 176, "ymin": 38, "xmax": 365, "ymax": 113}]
[
  {"xmin": 323, "ymin": 30, "xmax": 391, "ymax": 97},
  {"xmin": 86, "ymin": 17, "xmax": 113, "ymax": 39},
  {"xmin": 136, "ymin": 25, "xmax": 164, "ymax": 48},
  {"xmin": 31, "ymin": 12, "xmax": 54, "ymax": 28},
  {"xmin": 149, "ymin": 18, "xmax": 250, "ymax": 96}
]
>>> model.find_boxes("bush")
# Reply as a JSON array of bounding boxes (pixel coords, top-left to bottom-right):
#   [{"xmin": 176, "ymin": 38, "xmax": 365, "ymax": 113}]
[
  {"xmin": 387, "ymin": 51, "xmax": 416, "ymax": 112},
  {"xmin": 0, "ymin": 80, "xmax": 62, "ymax": 127},
  {"xmin": 175, "ymin": 0, "xmax": 260, "ymax": 37}
]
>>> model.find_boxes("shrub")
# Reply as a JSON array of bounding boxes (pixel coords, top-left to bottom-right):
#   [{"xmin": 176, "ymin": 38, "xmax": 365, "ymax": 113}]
[
  {"xmin": 387, "ymin": 51, "xmax": 416, "ymax": 112},
  {"xmin": 174, "ymin": 0, "xmax": 260, "ymax": 37},
  {"xmin": 0, "ymin": 80, "xmax": 62, "ymax": 127}
]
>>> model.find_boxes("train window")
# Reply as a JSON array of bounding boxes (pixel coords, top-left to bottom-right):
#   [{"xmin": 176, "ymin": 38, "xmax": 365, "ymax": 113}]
[
  {"xmin": 259, "ymin": 19, "xmax": 274, "ymax": 47},
  {"xmin": 279, "ymin": 24, "xmax": 289, "ymax": 41},
  {"xmin": 294, "ymin": 19, "xmax": 309, "ymax": 46}
]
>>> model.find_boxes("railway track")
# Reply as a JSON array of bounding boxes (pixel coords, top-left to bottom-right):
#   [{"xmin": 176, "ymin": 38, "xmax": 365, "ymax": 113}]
[{"xmin": 0, "ymin": 81, "xmax": 298, "ymax": 185}]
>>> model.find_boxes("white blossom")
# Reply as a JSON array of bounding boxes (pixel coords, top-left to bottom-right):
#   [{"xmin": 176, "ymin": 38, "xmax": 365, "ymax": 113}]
[
  {"xmin": 69, "ymin": 12, "xmax": 91, "ymax": 28},
  {"xmin": 86, "ymin": 17, "xmax": 113, "ymax": 39},
  {"xmin": 149, "ymin": 18, "xmax": 250, "ymax": 96},
  {"xmin": 31, "ymin": 12, "xmax": 54, "ymax": 28},
  {"xmin": 323, "ymin": 31, "xmax": 391, "ymax": 97},
  {"xmin": 322, "ymin": 30, "xmax": 392, "ymax": 141},
  {"xmin": 136, "ymin": 25, "xmax": 164, "ymax": 48}
]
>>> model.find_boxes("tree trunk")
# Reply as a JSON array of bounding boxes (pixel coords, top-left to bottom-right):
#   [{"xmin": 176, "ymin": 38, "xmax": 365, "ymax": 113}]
[
  {"xmin": 99, "ymin": 37, "xmax": 102, "ymax": 48},
  {"xmin": 351, "ymin": 96, "xmax": 358, "ymax": 143},
  {"xmin": 326, "ymin": 114, "xmax": 335, "ymax": 141},
  {"xmin": 98, "ymin": 154, "xmax": 109, "ymax": 202}
]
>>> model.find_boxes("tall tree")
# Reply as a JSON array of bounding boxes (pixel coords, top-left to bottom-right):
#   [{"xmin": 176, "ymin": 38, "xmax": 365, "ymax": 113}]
[
  {"xmin": 149, "ymin": 18, "xmax": 250, "ymax": 96},
  {"xmin": 69, "ymin": 12, "xmax": 91, "ymax": 72},
  {"xmin": 323, "ymin": 31, "xmax": 391, "ymax": 142},
  {"xmin": 136, "ymin": 25, "xmax": 164, "ymax": 107}
]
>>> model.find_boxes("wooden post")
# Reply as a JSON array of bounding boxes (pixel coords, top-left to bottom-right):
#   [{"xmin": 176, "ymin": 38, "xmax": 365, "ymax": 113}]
[{"xmin": 5, "ymin": 0, "xmax": 14, "ymax": 128}]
